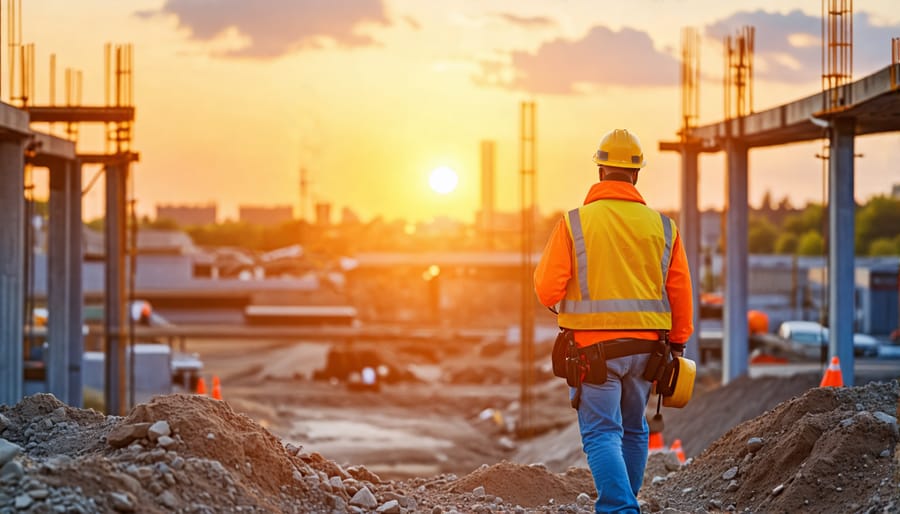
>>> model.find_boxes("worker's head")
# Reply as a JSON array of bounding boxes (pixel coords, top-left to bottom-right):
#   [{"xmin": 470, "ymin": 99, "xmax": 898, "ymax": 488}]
[{"xmin": 592, "ymin": 129, "xmax": 645, "ymax": 185}]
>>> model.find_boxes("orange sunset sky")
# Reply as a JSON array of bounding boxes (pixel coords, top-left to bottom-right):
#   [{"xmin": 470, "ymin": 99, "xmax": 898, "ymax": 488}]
[{"xmin": 16, "ymin": 0, "xmax": 900, "ymax": 223}]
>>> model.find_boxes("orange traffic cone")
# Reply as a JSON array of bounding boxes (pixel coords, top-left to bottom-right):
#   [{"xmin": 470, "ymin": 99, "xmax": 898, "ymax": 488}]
[
  {"xmin": 211, "ymin": 376, "xmax": 222, "ymax": 400},
  {"xmin": 649, "ymin": 432, "xmax": 665, "ymax": 452},
  {"xmin": 820, "ymin": 356, "xmax": 844, "ymax": 387},
  {"xmin": 196, "ymin": 376, "xmax": 207, "ymax": 395},
  {"xmin": 670, "ymin": 439, "xmax": 686, "ymax": 463}
]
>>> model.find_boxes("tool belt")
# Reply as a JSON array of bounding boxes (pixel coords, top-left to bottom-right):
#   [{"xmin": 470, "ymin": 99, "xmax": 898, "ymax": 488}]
[{"xmin": 553, "ymin": 329, "xmax": 667, "ymax": 410}]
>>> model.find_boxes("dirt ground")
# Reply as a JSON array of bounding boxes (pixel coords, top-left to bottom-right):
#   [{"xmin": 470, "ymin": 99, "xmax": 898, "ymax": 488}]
[{"xmin": 1, "ymin": 336, "xmax": 898, "ymax": 513}]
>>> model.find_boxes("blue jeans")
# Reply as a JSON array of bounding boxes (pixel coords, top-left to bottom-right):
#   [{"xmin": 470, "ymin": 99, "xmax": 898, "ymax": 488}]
[{"xmin": 571, "ymin": 353, "xmax": 652, "ymax": 514}]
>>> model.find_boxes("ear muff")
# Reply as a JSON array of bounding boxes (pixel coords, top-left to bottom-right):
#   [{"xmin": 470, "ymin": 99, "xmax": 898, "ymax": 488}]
[{"xmin": 660, "ymin": 356, "xmax": 696, "ymax": 408}]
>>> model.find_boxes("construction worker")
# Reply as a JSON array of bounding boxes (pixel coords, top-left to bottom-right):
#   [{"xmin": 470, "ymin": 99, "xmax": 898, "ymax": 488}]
[{"xmin": 534, "ymin": 129, "xmax": 693, "ymax": 513}]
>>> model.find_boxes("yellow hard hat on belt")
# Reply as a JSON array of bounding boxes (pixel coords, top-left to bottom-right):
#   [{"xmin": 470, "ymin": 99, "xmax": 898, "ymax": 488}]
[{"xmin": 592, "ymin": 129, "xmax": 646, "ymax": 169}]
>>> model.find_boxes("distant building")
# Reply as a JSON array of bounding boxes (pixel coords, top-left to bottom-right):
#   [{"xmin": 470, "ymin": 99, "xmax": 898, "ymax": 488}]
[
  {"xmin": 239, "ymin": 205, "xmax": 294, "ymax": 226},
  {"xmin": 315, "ymin": 203, "xmax": 331, "ymax": 226},
  {"xmin": 892, "ymin": 183, "xmax": 900, "ymax": 199},
  {"xmin": 341, "ymin": 206, "xmax": 360, "ymax": 225},
  {"xmin": 156, "ymin": 203, "xmax": 217, "ymax": 227}
]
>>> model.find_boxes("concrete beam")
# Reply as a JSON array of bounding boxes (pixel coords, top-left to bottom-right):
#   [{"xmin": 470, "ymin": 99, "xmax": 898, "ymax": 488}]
[
  {"xmin": 27, "ymin": 106, "xmax": 134, "ymax": 124},
  {"xmin": 689, "ymin": 64, "xmax": 900, "ymax": 148},
  {"xmin": 27, "ymin": 133, "xmax": 76, "ymax": 168},
  {"xmin": 723, "ymin": 139, "xmax": 749, "ymax": 383},
  {"xmin": 829, "ymin": 117, "xmax": 856, "ymax": 385},
  {"xmin": 67, "ymin": 160, "xmax": 84, "ymax": 407},
  {"xmin": 0, "ymin": 102, "xmax": 31, "ymax": 137}
]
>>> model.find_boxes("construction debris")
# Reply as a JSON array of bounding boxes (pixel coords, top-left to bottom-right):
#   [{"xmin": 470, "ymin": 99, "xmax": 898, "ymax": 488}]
[{"xmin": 0, "ymin": 378, "xmax": 897, "ymax": 513}]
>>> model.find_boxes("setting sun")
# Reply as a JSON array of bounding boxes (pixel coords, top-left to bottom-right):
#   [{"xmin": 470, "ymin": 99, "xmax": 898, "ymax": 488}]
[{"xmin": 428, "ymin": 166, "xmax": 458, "ymax": 195}]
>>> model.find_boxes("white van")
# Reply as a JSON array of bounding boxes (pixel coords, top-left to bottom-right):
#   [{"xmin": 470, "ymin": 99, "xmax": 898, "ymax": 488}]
[{"xmin": 777, "ymin": 321, "xmax": 828, "ymax": 361}]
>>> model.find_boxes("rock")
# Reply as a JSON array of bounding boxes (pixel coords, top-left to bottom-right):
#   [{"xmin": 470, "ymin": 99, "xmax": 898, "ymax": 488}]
[
  {"xmin": 746, "ymin": 437, "xmax": 764, "ymax": 453},
  {"xmin": 880, "ymin": 449, "xmax": 892, "ymax": 458},
  {"xmin": 158, "ymin": 490, "xmax": 177, "ymax": 509},
  {"xmin": 874, "ymin": 412, "xmax": 898, "ymax": 427},
  {"xmin": 14, "ymin": 494, "xmax": 32, "ymax": 509},
  {"xmin": 107, "ymin": 423, "xmax": 151, "ymax": 449},
  {"xmin": 147, "ymin": 421, "xmax": 171, "ymax": 441},
  {"xmin": 652, "ymin": 476, "xmax": 668, "ymax": 485},
  {"xmin": 498, "ymin": 436, "xmax": 516, "ymax": 450},
  {"xmin": 28, "ymin": 489, "xmax": 49, "ymax": 500},
  {"xmin": 156, "ymin": 436, "xmax": 176, "ymax": 449},
  {"xmin": 171, "ymin": 456, "xmax": 185, "ymax": 470},
  {"xmin": 576, "ymin": 493, "xmax": 592, "ymax": 505},
  {"xmin": 722, "ymin": 466, "xmax": 739, "ymax": 481},
  {"xmin": 772, "ymin": 484, "xmax": 785, "ymax": 496},
  {"xmin": 109, "ymin": 492, "xmax": 135, "ymax": 512},
  {"xmin": 473, "ymin": 485, "xmax": 486, "ymax": 499},
  {"xmin": 1, "ymin": 460, "xmax": 24, "ymax": 480},
  {"xmin": 349, "ymin": 487, "xmax": 377, "ymax": 509},
  {"xmin": 376, "ymin": 500, "xmax": 401, "ymax": 513},
  {"xmin": 206, "ymin": 432, "xmax": 215, "ymax": 440},
  {"xmin": 0, "ymin": 413, "xmax": 10, "ymax": 431},
  {"xmin": 0, "ymin": 439, "xmax": 22, "ymax": 467},
  {"xmin": 840, "ymin": 417, "xmax": 855, "ymax": 428},
  {"xmin": 50, "ymin": 406, "xmax": 67, "ymax": 423},
  {"xmin": 726, "ymin": 480, "xmax": 739, "ymax": 492},
  {"xmin": 707, "ymin": 499, "xmax": 723, "ymax": 510},
  {"xmin": 329, "ymin": 476, "xmax": 345, "ymax": 492},
  {"xmin": 663, "ymin": 451, "xmax": 682, "ymax": 471}
]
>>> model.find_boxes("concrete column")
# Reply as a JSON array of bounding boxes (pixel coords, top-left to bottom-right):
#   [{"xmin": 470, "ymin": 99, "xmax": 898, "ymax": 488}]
[
  {"xmin": 104, "ymin": 163, "xmax": 128, "ymax": 415},
  {"xmin": 67, "ymin": 160, "xmax": 83, "ymax": 406},
  {"xmin": 829, "ymin": 117, "xmax": 856, "ymax": 385},
  {"xmin": 47, "ymin": 159, "xmax": 72, "ymax": 401},
  {"xmin": 724, "ymin": 139, "xmax": 749, "ymax": 383},
  {"xmin": 0, "ymin": 138, "xmax": 25, "ymax": 405},
  {"xmin": 679, "ymin": 146, "xmax": 701, "ymax": 363}
]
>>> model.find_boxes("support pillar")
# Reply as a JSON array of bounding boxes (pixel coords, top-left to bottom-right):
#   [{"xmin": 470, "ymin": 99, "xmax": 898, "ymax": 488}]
[
  {"xmin": 104, "ymin": 163, "xmax": 128, "ymax": 415},
  {"xmin": 67, "ymin": 160, "xmax": 83, "ymax": 406},
  {"xmin": 0, "ymin": 138, "xmax": 25, "ymax": 405},
  {"xmin": 47, "ymin": 159, "xmax": 73, "ymax": 401},
  {"xmin": 829, "ymin": 117, "xmax": 856, "ymax": 385},
  {"xmin": 679, "ymin": 146, "xmax": 701, "ymax": 363},
  {"xmin": 724, "ymin": 139, "xmax": 749, "ymax": 383}
]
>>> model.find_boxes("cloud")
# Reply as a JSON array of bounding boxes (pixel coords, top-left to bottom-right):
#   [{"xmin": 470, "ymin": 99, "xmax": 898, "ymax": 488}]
[
  {"xmin": 137, "ymin": 0, "xmax": 390, "ymax": 58},
  {"xmin": 492, "ymin": 13, "xmax": 557, "ymax": 30},
  {"xmin": 706, "ymin": 9, "xmax": 900, "ymax": 83},
  {"xmin": 476, "ymin": 26, "xmax": 679, "ymax": 94}
]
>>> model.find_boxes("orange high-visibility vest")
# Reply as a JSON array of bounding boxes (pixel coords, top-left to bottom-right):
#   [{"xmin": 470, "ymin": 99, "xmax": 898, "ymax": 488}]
[{"xmin": 557, "ymin": 199, "xmax": 675, "ymax": 330}]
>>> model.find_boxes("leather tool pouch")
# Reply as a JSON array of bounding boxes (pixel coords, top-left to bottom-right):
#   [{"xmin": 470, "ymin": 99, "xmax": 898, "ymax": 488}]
[
  {"xmin": 581, "ymin": 343, "xmax": 607, "ymax": 385},
  {"xmin": 552, "ymin": 329, "xmax": 573, "ymax": 379},
  {"xmin": 642, "ymin": 340, "xmax": 669, "ymax": 383}
]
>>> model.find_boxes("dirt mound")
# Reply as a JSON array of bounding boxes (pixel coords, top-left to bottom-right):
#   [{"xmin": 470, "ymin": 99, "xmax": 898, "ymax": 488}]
[
  {"xmin": 640, "ymin": 380, "xmax": 900, "ymax": 513},
  {"xmin": 661, "ymin": 372, "xmax": 822, "ymax": 458},
  {"xmin": 0, "ymin": 394, "xmax": 344, "ymax": 512},
  {"xmin": 447, "ymin": 461, "xmax": 594, "ymax": 507}
]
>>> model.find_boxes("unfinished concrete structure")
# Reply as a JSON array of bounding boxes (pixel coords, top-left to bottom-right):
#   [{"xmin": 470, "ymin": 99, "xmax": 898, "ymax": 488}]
[{"xmin": 661, "ymin": 62, "xmax": 900, "ymax": 386}]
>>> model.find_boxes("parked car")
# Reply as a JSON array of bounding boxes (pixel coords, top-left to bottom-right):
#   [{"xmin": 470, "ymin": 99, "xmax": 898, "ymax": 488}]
[
  {"xmin": 879, "ymin": 330, "xmax": 900, "ymax": 359},
  {"xmin": 777, "ymin": 321, "xmax": 828, "ymax": 361},
  {"xmin": 851, "ymin": 333, "xmax": 879, "ymax": 357}
]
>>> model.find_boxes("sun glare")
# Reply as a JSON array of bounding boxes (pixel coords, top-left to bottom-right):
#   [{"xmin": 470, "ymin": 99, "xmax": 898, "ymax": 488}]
[{"xmin": 428, "ymin": 166, "xmax": 458, "ymax": 195}]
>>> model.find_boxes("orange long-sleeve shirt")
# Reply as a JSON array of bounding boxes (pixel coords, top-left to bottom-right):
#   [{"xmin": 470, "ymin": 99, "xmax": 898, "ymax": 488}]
[{"xmin": 534, "ymin": 181, "xmax": 694, "ymax": 346}]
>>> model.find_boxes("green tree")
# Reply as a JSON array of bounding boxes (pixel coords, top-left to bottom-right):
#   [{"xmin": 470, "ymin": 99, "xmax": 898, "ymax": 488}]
[
  {"xmin": 774, "ymin": 233, "xmax": 799, "ymax": 254},
  {"xmin": 856, "ymin": 195, "xmax": 900, "ymax": 254},
  {"xmin": 783, "ymin": 203, "xmax": 825, "ymax": 235},
  {"xmin": 868, "ymin": 238, "xmax": 899, "ymax": 256},
  {"xmin": 797, "ymin": 230, "xmax": 825, "ymax": 256},
  {"xmin": 748, "ymin": 216, "xmax": 778, "ymax": 253}
]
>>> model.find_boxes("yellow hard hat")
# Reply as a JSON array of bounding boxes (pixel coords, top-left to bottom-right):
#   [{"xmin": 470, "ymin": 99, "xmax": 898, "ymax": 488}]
[{"xmin": 592, "ymin": 129, "xmax": 645, "ymax": 169}]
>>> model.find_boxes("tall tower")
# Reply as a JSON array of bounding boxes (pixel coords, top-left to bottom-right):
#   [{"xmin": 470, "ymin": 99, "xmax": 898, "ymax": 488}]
[{"xmin": 480, "ymin": 140, "xmax": 495, "ymax": 247}]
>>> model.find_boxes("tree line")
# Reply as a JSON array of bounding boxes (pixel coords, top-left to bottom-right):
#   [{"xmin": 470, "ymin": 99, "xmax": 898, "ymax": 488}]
[{"xmin": 747, "ymin": 194, "xmax": 900, "ymax": 256}]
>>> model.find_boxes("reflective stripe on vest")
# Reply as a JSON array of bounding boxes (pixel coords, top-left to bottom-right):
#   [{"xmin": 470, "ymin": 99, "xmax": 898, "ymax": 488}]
[{"xmin": 558, "ymin": 203, "xmax": 674, "ymax": 330}]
